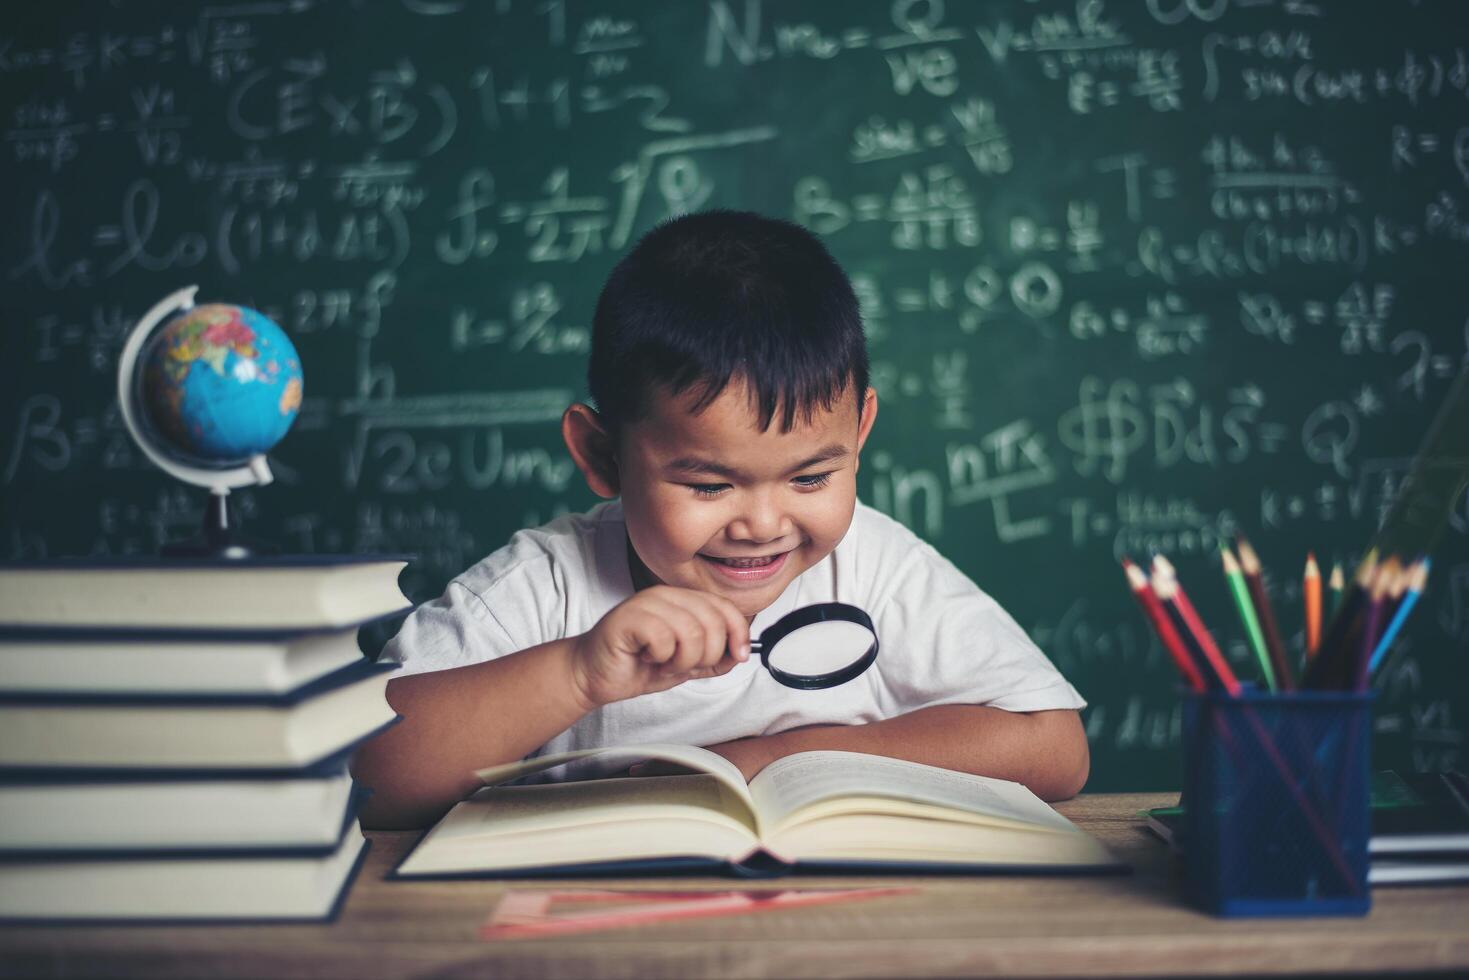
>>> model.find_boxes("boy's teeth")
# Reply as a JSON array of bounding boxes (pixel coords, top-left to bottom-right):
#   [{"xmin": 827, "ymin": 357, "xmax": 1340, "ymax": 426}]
[{"xmin": 712, "ymin": 554, "xmax": 777, "ymax": 567}]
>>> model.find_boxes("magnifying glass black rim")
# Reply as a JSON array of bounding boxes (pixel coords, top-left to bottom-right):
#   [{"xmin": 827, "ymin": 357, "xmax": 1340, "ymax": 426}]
[{"xmin": 756, "ymin": 602, "xmax": 879, "ymax": 690}]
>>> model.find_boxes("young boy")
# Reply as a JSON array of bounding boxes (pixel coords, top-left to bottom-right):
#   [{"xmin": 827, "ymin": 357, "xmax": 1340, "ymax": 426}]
[{"xmin": 353, "ymin": 211, "xmax": 1088, "ymax": 829}]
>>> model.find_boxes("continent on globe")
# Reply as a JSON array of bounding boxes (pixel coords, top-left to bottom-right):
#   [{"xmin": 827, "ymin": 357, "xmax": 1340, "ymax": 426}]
[{"xmin": 140, "ymin": 303, "xmax": 303, "ymax": 465}]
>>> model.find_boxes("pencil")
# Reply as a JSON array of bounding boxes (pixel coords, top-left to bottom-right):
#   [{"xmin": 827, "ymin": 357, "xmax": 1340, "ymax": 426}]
[
  {"xmin": 1220, "ymin": 545, "xmax": 1277, "ymax": 691},
  {"xmin": 1304, "ymin": 553, "xmax": 1322, "ymax": 659},
  {"xmin": 1151, "ymin": 555, "xmax": 1242, "ymax": 696},
  {"xmin": 1368, "ymin": 559, "xmax": 1430, "ymax": 675},
  {"xmin": 1123, "ymin": 558, "xmax": 1206, "ymax": 692},
  {"xmin": 1152, "ymin": 556, "xmax": 1362, "ymax": 894},
  {"xmin": 1236, "ymin": 537, "xmax": 1295, "ymax": 690},
  {"xmin": 1304, "ymin": 550, "xmax": 1377, "ymax": 690},
  {"xmin": 1328, "ymin": 561, "xmax": 1345, "ymax": 614},
  {"xmin": 1379, "ymin": 558, "xmax": 1412, "ymax": 629},
  {"xmin": 1161, "ymin": 581, "xmax": 1220, "ymax": 690},
  {"xmin": 1354, "ymin": 566, "xmax": 1392, "ymax": 690}
]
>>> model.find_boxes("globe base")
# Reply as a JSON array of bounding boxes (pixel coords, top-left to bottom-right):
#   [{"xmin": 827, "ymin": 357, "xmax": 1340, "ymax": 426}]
[{"xmin": 162, "ymin": 491, "xmax": 279, "ymax": 560}]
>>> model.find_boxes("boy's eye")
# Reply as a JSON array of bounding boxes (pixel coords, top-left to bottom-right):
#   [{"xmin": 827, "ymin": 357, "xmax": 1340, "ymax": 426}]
[
  {"xmin": 688, "ymin": 483, "xmax": 730, "ymax": 497},
  {"xmin": 793, "ymin": 472, "xmax": 833, "ymax": 490}
]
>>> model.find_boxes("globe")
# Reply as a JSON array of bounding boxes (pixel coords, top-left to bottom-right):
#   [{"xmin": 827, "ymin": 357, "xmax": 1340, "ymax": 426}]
[
  {"xmin": 117, "ymin": 287, "xmax": 304, "ymax": 556},
  {"xmin": 137, "ymin": 303, "xmax": 303, "ymax": 466}
]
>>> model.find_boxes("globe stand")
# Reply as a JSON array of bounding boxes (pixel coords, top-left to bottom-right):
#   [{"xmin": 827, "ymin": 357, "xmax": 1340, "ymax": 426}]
[
  {"xmin": 118, "ymin": 285, "xmax": 302, "ymax": 562},
  {"xmin": 161, "ymin": 489, "xmax": 278, "ymax": 560}
]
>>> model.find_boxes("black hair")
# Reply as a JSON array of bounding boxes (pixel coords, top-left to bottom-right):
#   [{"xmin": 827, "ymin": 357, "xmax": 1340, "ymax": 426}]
[{"xmin": 588, "ymin": 209, "xmax": 869, "ymax": 433}]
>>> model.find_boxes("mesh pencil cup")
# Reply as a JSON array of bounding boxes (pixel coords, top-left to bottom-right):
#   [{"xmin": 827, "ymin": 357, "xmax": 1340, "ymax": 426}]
[{"xmin": 1179, "ymin": 688, "xmax": 1372, "ymax": 917}]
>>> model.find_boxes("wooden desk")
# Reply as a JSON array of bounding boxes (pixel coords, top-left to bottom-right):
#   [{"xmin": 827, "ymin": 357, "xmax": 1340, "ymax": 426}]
[{"xmin": 2, "ymin": 793, "xmax": 1466, "ymax": 978}]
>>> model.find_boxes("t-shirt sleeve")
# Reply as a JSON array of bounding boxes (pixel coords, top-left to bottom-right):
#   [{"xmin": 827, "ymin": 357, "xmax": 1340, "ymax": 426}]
[
  {"xmin": 865, "ymin": 528, "xmax": 1086, "ymax": 715},
  {"xmin": 378, "ymin": 579, "xmax": 521, "ymax": 678},
  {"xmin": 379, "ymin": 546, "xmax": 563, "ymax": 678}
]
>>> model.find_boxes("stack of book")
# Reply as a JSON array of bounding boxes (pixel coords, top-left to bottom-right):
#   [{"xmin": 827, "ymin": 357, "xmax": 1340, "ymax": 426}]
[{"xmin": 0, "ymin": 555, "xmax": 409, "ymax": 922}]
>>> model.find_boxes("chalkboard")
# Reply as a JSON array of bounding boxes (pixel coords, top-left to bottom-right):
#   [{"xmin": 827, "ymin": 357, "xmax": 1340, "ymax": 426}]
[{"xmin": 3, "ymin": 0, "xmax": 1467, "ymax": 792}]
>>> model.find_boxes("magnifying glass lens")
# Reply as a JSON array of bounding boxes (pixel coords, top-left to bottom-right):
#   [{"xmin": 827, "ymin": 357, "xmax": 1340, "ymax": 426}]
[
  {"xmin": 765, "ymin": 621, "xmax": 875, "ymax": 676},
  {"xmin": 755, "ymin": 602, "xmax": 879, "ymax": 690}
]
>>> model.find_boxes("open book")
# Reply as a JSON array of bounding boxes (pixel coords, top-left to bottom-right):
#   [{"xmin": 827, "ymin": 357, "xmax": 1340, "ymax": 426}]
[{"xmin": 396, "ymin": 745, "xmax": 1123, "ymax": 878}]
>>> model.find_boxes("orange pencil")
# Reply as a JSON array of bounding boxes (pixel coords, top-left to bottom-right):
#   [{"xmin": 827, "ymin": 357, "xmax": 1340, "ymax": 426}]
[{"xmin": 1304, "ymin": 553, "xmax": 1322, "ymax": 658}]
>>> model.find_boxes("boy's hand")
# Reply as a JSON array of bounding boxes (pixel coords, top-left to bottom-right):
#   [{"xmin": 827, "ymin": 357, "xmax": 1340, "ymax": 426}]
[{"xmin": 570, "ymin": 586, "xmax": 751, "ymax": 708}]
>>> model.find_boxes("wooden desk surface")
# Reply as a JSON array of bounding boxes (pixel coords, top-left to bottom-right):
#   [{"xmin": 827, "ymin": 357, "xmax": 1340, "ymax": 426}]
[{"xmin": 2, "ymin": 792, "xmax": 1466, "ymax": 978}]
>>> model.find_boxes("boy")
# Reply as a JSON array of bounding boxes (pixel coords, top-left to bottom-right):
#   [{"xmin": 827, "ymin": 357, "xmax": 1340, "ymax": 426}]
[{"xmin": 353, "ymin": 211, "xmax": 1088, "ymax": 829}]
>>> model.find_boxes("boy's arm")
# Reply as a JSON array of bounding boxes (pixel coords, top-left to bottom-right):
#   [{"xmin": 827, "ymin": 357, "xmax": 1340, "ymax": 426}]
[
  {"xmin": 699, "ymin": 706, "xmax": 1089, "ymax": 802},
  {"xmin": 353, "ymin": 584, "xmax": 750, "ymax": 830},
  {"xmin": 351, "ymin": 638, "xmax": 593, "ymax": 830}
]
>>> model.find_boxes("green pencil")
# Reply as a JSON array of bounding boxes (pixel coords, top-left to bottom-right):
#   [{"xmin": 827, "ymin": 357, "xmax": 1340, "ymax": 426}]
[
  {"xmin": 1221, "ymin": 545, "xmax": 1277, "ymax": 691},
  {"xmin": 1328, "ymin": 561, "xmax": 1345, "ymax": 615}
]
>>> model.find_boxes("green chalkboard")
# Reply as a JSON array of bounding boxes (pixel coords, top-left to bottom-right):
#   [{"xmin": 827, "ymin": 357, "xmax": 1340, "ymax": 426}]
[{"xmin": 3, "ymin": 1, "xmax": 1467, "ymax": 791}]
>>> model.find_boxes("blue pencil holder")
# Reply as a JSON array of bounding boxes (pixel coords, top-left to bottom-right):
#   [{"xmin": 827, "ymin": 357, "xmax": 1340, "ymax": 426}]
[{"xmin": 1180, "ymin": 688, "xmax": 1372, "ymax": 917}]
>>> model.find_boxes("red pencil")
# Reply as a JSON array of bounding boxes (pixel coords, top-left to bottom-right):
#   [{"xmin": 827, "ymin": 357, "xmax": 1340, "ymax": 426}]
[
  {"xmin": 1123, "ymin": 558, "xmax": 1206, "ymax": 692},
  {"xmin": 1151, "ymin": 555, "xmax": 1242, "ymax": 696}
]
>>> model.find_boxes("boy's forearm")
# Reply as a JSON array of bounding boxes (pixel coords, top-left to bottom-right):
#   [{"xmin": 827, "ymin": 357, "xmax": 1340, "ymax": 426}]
[
  {"xmin": 715, "ymin": 705, "xmax": 1090, "ymax": 801},
  {"xmin": 352, "ymin": 638, "xmax": 591, "ymax": 829}
]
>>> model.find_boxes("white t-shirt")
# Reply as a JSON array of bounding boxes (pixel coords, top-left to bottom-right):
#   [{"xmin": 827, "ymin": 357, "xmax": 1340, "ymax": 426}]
[{"xmin": 382, "ymin": 500, "xmax": 1085, "ymax": 781}]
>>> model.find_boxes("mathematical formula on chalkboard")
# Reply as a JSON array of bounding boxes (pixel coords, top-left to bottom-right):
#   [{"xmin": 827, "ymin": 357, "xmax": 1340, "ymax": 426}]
[{"xmin": 3, "ymin": 0, "xmax": 1467, "ymax": 789}]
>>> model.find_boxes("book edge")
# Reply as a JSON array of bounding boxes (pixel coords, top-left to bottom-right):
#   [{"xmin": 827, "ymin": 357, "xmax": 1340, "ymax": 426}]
[{"xmin": 0, "ymin": 836, "xmax": 371, "ymax": 924}]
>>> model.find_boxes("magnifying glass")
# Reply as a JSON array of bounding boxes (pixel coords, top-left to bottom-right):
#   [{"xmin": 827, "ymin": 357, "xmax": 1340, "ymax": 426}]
[{"xmin": 749, "ymin": 602, "xmax": 879, "ymax": 690}]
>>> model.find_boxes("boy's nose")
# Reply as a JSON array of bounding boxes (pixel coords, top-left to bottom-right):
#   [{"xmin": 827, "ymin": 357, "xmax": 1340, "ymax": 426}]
[{"xmin": 728, "ymin": 493, "xmax": 788, "ymax": 544}]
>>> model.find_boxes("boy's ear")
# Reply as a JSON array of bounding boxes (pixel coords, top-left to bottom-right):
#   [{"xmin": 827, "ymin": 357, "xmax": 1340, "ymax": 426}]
[
  {"xmin": 562, "ymin": 403, "xmax": 620, "ymax": 498},
  {"xmin": 854, "ymin": 387, "xmax": 879, "ymax": 469}
]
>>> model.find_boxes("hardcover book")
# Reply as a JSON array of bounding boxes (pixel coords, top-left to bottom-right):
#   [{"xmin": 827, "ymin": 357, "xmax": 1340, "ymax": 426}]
[
  {"xmin": 0, "ymin": 555, "xmax": 411, "ymax": 630},
  {"xmin": 0, "ymin": 660, "xmax": 398, "ymax": 770},
  {"xmin": 397, "ymin": 745, "xmax": 1123, "ymax": 879}
]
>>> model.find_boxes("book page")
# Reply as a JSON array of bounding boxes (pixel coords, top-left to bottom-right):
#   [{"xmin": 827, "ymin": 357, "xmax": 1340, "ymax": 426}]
[
  {"xmin": 398, "ymin": 774, "xmax": 760, "ymax": 875},
  {"xmin": 748, "ymin": 750, "xmax": 1079, "ymax": 836},
  {"xmin": 475, "ymin": 743, "xmax": 757, "ymax": 826},
  {"xmin": 768, "ymin": 812, "xmax": 1118, "ymax": 868},
  {"xmin": 454, "ymin": 774, "xmax": 756, "ymax": 836}
]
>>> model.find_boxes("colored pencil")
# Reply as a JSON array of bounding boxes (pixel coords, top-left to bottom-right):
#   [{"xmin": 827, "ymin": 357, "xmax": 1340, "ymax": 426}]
[
  {"xmin": 1304, "ymin": 553, "xmax": 1322, "ymax": 659},
  {"xmin": 1378, "ymin": 559, "xmax": 1412, "ymax": 630},
  {"xmin": 1328, "ymin": 561, "xmax": 1345, "ymax": 614},
  {"xmin": 1236, "ymin": 537, "xmax": 1295, "ymax": 690},
  {"xmin": 1147, "ymin": 561, "xmax": 1361, "ymax": 895},
  {"xmin": 1368, "ymin": 559, "xmax": 1430, "ymax": 675},
  {"xmin": 1319, "ymin": 554, "xmax": 1379, "ymax": 690},
  {"xmin": 1220, "ymin": 546, "xmax": 1277, "ymax": 691},
  {"xmin": 1123, "ymin": 558, "xmax": 1206, "ymax": 692},
  {"xmin": 1354, "ymin": 566, "xmax": 1392, "ymax": 690},
  {"xmin": 1151, "ymin": 555, "xmax": 1241, "ymax": 696},
  {"xmin": 1304, "ymin": 550, "xmax": 1376, "ymax": 690},
  {"xmin": 1161, "ymin": 581, "xmax": 1222, "ymax": 690}
]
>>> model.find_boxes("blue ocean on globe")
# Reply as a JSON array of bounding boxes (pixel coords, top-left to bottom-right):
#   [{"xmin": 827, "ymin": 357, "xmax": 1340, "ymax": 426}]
[{"xmin": 140, "ymin": 304, "xmax": 304, "ymax": 465}]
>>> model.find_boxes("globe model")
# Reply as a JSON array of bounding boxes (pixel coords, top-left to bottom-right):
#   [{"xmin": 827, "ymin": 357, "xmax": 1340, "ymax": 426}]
[{"xmin": 137, "ymin": 303, "xmax": 303, "ymax": 465}]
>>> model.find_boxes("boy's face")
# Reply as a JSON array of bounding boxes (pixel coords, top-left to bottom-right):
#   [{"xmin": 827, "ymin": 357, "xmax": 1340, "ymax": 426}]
[{"xmin": 602, "ymin": 380, "xmax": 877, "ymax": 619}]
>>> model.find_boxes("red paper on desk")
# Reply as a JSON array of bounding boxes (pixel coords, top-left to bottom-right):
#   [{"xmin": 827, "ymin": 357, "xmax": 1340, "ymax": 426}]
[{"xmin": 481, "ymin": 886, "xmax": 917, "ymax": 941}]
